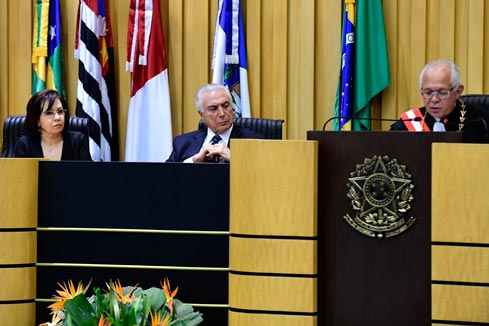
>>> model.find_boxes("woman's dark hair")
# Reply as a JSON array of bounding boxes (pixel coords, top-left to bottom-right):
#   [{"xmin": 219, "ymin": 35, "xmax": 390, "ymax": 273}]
[{"xmin": 25, "ymin": 89, "xmax": 70, "ymax": 136}]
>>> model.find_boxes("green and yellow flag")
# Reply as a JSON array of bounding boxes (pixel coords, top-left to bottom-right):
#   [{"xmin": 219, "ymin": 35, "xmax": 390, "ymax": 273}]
[{"xmin": 32, "ymin": 0, "xmax": 65, "ymax": 98}]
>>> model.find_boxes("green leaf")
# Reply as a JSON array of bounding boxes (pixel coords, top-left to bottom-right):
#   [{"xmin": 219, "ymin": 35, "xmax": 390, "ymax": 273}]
[
  {"xmin": 125, "ymin": 295, "xmax": 145, "ymax": 325},
  {"xmin": 63, "ymin": 293, "xmax": 98, "ymax": 326},
  {"xmin": 170, "ymin": 299, "xmax": 204, "ymax": 326},
  {"xmin": 140, "ymin": 292, "xmax": 153, "ymax": 326},
  {"xmin": 143, "ymin": 287, "xmax": 167, "ymax": 310},
  {"xmin": 107, "ymin": 288, "xmax": 121, "ymax": 322}
]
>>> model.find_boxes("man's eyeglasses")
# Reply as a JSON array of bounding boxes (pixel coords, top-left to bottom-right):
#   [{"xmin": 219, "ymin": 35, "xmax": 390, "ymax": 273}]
[
  {"xmin": 421, "ymin": 87, "xmax": 455, "ymax": 99},
  {"xmin": 42, "ymin": 108, "xmax": 66, "ymax": 118}
]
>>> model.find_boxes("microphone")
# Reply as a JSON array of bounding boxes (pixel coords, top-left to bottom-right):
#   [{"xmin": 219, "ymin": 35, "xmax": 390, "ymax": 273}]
[{"xmin": 322, "ymin": 116, "xmax": 422, "ymax": 131}]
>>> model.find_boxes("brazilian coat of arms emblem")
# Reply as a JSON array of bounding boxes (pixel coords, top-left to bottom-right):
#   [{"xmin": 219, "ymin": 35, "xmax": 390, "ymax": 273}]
[{"xmin": 344, "ymin": 155, "xmax": 416, "ymax": 239}]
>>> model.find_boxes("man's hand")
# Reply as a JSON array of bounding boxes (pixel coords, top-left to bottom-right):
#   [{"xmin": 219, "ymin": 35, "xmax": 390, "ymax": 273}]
[
  {"xmin": 191, "ymin": 144, "xmax": 212, "ymax": 162},
  {"xmin": 206, "ymin": 143, "xmax": 230, "ymax": 162},
  {"xmin": 190, "ymin": 143, "xmax": 230, "ymax": 162}
]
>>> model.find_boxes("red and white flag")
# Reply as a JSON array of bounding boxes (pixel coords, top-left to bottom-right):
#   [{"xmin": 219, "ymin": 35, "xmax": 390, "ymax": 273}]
[{"xmin": 125, "ymin": 0, "xmax": 172, "ymax": 162}]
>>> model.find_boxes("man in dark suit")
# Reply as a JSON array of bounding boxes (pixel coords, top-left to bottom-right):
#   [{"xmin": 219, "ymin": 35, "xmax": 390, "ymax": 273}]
[{"xmin": 166, "ymin": 84, "xmax": 263, "ymax": 163}]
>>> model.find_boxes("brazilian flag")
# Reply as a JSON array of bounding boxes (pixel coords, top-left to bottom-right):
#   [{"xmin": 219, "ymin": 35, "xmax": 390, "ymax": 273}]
[{"xmin": 334, "ymin": 0, "xmax": 391, "ymax": 131}]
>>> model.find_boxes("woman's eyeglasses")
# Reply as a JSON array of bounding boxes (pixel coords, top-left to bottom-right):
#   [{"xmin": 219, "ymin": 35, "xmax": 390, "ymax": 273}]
[{"xmin": 42, "ymin": 108, "xmax": 66, "ymax": 118}]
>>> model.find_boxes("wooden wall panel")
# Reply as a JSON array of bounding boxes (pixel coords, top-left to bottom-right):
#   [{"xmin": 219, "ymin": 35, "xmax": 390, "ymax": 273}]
[
  {"xmin": 166, "ymin": 0, "xmax": 184, "ymax": 137},
  {"xmin": 0, "ymin": 1, "xmax": 8, "ymax": 132},
  {"xmin": 268, "ymin": 0, "xmax": 288, "ymax": 123},
  {"xmin": 466, "ymin": 0, "xmax": 484, "ymax": 92},
  {"xmin": 8, "ymin": 0, "xmax": 32, "ymax": 116},
  {"xmin": 455, "ymin": 0, "xmax": 469, "ymax": 79},
  {"xmin": 288, "ymin": 0, "xmax": 314, "ymax": 140},
  {"xmin": 244, "ymin": 0, "xmax": 262, "ymax": 120},
  {"xmin": 315, "ymin": 0, "xmax": 341, "ymax": 131},
  {"xmin": 1, "ymin": 0, "xmax": 489, "ymax": 158}
]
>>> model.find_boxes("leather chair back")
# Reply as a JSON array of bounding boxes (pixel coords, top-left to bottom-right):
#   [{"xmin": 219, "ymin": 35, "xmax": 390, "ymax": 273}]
[
  {"xmin": 1, "ymin": 115, "xmax": 89, "ymax": 158},
  {"xmin": 460, "ymin": 94, "xmax": 489, "ymax": 109},
  {"xmin": 198, "ymin": 117, "xmax": 284, "ymax": 140}
]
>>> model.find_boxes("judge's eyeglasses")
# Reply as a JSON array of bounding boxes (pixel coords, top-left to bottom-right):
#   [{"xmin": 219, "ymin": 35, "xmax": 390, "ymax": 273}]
[{"xmin": 421, "ymin": 87, "xmax": 455, "ymax": 99}]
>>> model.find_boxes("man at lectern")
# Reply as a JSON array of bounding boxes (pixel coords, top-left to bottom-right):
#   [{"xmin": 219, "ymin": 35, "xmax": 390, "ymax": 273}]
[
  {"xmin": 166, "ymin": 83, "xmax": 262, "ymax": 163},
  {"xmin": 390, "ymin": 59, "xmax": 489, "ymax": 143}
]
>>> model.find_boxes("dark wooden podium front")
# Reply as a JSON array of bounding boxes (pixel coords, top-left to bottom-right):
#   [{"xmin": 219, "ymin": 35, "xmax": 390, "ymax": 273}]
[
  {"xmin": 307, "ymin": 131, "xmax": 459, "ymax": 326},
  {"xmin": 36, "ymin": 162, "xmax": 230, "ymax": 325}
]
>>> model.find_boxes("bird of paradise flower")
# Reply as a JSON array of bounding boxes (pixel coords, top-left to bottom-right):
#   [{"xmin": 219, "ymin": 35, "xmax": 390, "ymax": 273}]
[
  {"xmin": 38, "ymin": 311, "xmax": 63, "ymax": 326},
  {"xmin": 149, "ymin": 310, "xmax": 170, "ymax": 326},
  {"xmin": 161, "ymin": 277, "xmax": 178, "ymax": 315},
  {"xmin": 47, "ymin": 279, "xmax": 91, "ymax": 314},
  {"xmin": 108, "ymin": 279, "xmax": 138, "ymax": 304}
]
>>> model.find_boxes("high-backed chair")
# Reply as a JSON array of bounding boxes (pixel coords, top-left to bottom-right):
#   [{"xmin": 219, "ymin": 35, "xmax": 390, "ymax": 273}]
[
  {"xmin": 460, "ymin": 94, "xmax": 489, "ymax": 109},
  {"xmin": 1, "ymin": 115, "xmax": 89, "ymax": 158},
  {"xmin": 198, "ymin": 117, "xmax": 285, "ymax": 140}
]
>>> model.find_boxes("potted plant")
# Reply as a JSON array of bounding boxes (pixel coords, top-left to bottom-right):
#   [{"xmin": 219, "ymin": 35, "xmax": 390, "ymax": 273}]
[{"xmin": 39, "ymin": 278, "xmax": 203, "ymax": 326}]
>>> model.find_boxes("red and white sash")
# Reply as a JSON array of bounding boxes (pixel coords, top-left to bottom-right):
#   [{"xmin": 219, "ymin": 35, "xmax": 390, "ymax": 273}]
[{"xmin": 400, "ymin": 108, "xmax": 430, "ymax": 131}]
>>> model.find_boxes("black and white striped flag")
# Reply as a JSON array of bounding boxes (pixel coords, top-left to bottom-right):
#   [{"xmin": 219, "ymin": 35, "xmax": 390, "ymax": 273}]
[{"xmin": 74, "ymin": 0, "xmax": 119, "ymax": 161}]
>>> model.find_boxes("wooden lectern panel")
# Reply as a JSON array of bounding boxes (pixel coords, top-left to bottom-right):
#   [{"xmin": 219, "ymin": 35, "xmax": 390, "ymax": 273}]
[
  {"xmin": 432, "ymin": 246, "xmax": 489, "ymax": 283},
  {"xmin": 229, "ymin": 311, "xmax": 317, "ymax": 326},
  {"xmin": 0, "ymin": 159, "xmax": 39, "ymax": 228},
  {"xmin": 0, "ymin": 267, "xmax": 36, "ymax": 300},
  {"xmin": 0, "ymin": 159, "xmax": 39, "ymax": 324},
  {"xmin": 432, "ymin": 285, "xmax": 489, "ymax": 323},
  {"xmin": 228, "ymin": 274, "xmax": 317, "ymax": 312},
  {"xmin": 229, "ymin": 237, "xmax": 316, "ymax": 274},
  {"xmin": 230, "ymin": 140, "xmax": 317, "ymax": 326},
  {"xmin": 0, "ymin": 232, "xmax": 36, "ymax": 264},
  {"xmin": 0, "ymin": 304, "xmax": 35, "ymax": 325},
  {"xmin": 432, "ymin": 143, "xmax": 489, "ymax": 243},
  {"xmin": 230, "ymin": 140, "xmax": 317, "ymax": 237},
  {"xmin": 432, "ymin": 143, "xmax": 489, "ymax": 324}
]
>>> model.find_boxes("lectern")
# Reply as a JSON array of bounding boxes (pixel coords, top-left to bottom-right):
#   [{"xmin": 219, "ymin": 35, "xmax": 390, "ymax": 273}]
[{"xmin": 307, "ymin": 131, "xmax": 459, "ymax": 325}]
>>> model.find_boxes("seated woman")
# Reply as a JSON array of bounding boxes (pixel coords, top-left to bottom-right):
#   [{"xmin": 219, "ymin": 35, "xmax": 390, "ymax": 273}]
[{"xmin": 14, "ymin": 89, "xmax": 92, "ymax": 160}]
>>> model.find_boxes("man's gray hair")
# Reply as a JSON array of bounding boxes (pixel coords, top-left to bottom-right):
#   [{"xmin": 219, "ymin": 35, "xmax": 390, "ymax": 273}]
[
  {"xmin": 194, "ymin": 83, "xmax": 232, "ymax": 112},
  {"xmin": 418, "ymin": 59, "xmax": 461, "ymax": 89}
]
